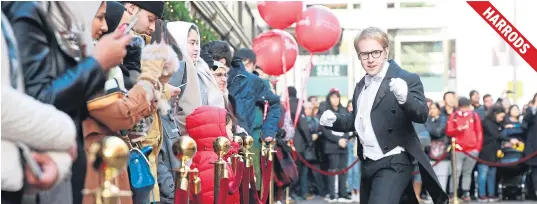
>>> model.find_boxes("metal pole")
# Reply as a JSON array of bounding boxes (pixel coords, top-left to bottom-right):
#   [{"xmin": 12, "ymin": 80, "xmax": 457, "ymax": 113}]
[
  {"xmin": 451, "ymin": 138, "xmax": 459, "ymax": 204},
  {"xmin": 269, "ymin": 142, "xmax": 275, "ymax": 204}
]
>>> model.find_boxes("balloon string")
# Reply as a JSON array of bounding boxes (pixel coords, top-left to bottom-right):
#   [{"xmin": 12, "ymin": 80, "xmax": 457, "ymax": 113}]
[
  {"xmin": 293, "ymin": 52, "xmax": 313, "ymax": 127},
  {"xmin": 280, "ymin": 35, "xmax": 291, "ymax": 117}
]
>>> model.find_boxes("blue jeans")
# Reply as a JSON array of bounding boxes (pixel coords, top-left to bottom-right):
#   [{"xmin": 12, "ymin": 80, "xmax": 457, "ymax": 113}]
[
  {"xmin": 477, "ymin": 164, "xmax": 496, "ymax": 197},
  {"xmin": 347, "ymin": 141, "xmax": 360, "ymax": 191}
]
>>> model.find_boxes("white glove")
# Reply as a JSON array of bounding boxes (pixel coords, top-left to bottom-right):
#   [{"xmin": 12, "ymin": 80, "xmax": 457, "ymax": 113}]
[
  {"xmin": 320, "ymin": 110, "xmax": 337, "ymax": 127},
  {"xmin": 389, "ymin": 78, "xmax": 408, "ymax": 104}
]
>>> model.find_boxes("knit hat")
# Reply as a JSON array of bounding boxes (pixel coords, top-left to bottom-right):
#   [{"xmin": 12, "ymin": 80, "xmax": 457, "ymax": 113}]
[
  {"xmin": 123, "ymin": 1, "xmax": 165, "ymax": 18},
  {"xmin": 104, "ymin": 1, "xmax": 126, "ymax": 35}
]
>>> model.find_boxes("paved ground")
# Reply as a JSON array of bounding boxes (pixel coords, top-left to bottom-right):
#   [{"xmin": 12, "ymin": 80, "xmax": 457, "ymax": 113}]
[{"xmin": 290, "ymin": 197, "xmax": 537, "ymax": 204}]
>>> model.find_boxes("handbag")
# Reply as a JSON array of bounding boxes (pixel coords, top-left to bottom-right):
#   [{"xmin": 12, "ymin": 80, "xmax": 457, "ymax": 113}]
[
  {"xmin": 303, "ymin": 147, "xmax": 317, "ymax": 162},
  {"xmin": 428, "ymin": 140, "xmax": 446, "ymax": 160},
  {"xmin": 128, "ymin": 144, "xmax": 156, "ymax": 203}
]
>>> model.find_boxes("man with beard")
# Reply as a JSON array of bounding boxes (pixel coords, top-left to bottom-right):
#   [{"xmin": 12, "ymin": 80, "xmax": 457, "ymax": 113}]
[{"xmin": 120, "ymin": 1, "xmax": 165, "ymax": 89}]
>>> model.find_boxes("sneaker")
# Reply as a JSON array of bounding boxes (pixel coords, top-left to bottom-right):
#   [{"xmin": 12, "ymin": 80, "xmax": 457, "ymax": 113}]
[
  {"xmin": 338, "ymin": 196, "xmax": 354, "ymax": 203},
  {"xmin": 327, "ymin": 198, "xmax": 338, "ymax": 203},
  {"xmin": 477, "ymin": 196, "xmax": 489, "ymax": 202},
  {"xmin": 488, "ymin": 197, "xmax": 500, "ymax": 202},
  {"xmin": 461, "ymin": 195, "xmax": 471, "ymax": 202},
  {"xmin": 353, "ymin": 194, "xmax": 361, "ymax": 202},
  {"xmin": 449, "ymin": 196, "xmax": 462, "ymax": 203}
]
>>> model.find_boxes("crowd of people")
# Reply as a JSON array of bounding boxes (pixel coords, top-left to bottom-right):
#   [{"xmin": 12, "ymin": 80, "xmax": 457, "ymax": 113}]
[
  {"xmin": 291, "ymin": 89, "xmax": 537, "ymax": 203},
  {"xmin": 1, "ymin": 1, "xmax": 537, "ymax": 204}
]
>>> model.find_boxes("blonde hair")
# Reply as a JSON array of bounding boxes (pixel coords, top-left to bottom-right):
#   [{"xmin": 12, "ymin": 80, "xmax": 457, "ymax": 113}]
[{"xmin": 354, "ymin": 27, "xmax": 390, "ymax": 52}]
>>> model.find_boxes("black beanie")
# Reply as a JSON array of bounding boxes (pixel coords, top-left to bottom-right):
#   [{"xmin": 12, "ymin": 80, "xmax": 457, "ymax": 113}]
[
  {"xmin": 104, "ymin": 1, "xmax": 126, "ymax": 35},
  {"xmin": 123, "ymin": 1, "xmax": 165, "ymax": 18}
]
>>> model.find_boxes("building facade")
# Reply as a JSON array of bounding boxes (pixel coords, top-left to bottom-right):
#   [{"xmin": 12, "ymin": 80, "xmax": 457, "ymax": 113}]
[
  {"xmin": 271, "ymin": 0, "xmax": 536, "ymax": 105},
  {"xmin": 187, "ymin": 1, "xmax": 266, "ymax": 50}
]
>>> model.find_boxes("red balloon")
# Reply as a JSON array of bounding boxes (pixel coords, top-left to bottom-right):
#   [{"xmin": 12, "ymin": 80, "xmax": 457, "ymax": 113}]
[
  {"xmin": 295, "ymin": 5, "xmax": 342, "ymax": 53},
  {"xmin": 253, "ymin": 29, "xmax": 298, "ymax": 76},
  {"xmin": 258, "ymin": 1, "xmax": 303, "ymax": 29}
]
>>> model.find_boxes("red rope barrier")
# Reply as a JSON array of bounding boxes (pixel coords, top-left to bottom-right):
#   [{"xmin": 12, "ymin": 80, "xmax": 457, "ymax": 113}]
[
  {"xmin": 295, "ymin": 150, "xmax": 360, "ymax": 176},
  {"xmin": 218, "ymin": 178, "xmax": 228, "ymax": 204},
  {"xmin": 228, "ymin": 160, "xmax": 244, "ymax": 194},
  {"xmin": 240, "ymin": 166, "xmax": 250, "ymax": 204},
  {"xmin": 461, "ymin": 149, "xmax": 537, "ymax": 167},
  {"xmin": 295, "ymin": 150, "xmax": 449, "ymax": 176},
  {"xmin": 273, "ymin": 174, "xmax": 284, "ymax": 187},
  {"xmin": 174, "ymin": 188, "xmax": 188, "ymax": 204},
  {"xmin": 412, "ymin": 152, "xmax": 449, "ymax": 175},
  {"xmin": 250, "ymin": 156, "xmax": 272, "ymax": 204}
]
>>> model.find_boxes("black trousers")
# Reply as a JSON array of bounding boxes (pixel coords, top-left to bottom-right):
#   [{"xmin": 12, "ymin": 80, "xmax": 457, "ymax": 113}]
[
  {"xmin": 2, "ymin": 190, "xmax": 22, "ymax": 204},
  {"xmin": 531, "ymin": 166, "xmax": 537, "ymax": 195},
  {"xmin": 327, "ymin": 152, "xmax": 348, "ymax": 199},
  {"xmin": 360, "ymin": 153, "xmax": 414, "ymax": 204}
]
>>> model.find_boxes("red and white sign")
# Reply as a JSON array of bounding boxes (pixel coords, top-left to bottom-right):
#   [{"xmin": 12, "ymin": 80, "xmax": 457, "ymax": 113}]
[{"xmin": 467, "ymin": 1, "xmax": 537, "ymax": 72}]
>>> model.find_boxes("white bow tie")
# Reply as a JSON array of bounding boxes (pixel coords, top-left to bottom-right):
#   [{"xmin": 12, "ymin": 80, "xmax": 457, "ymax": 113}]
[{"xmin": 365, "ymin": 74, "xmax": 382, "ymax": 87}]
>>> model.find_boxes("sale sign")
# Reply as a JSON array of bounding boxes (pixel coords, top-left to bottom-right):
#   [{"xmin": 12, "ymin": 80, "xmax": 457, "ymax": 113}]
[{"xmin": 467, "ymin": 1, "xmax": 537, "ymax": 72}]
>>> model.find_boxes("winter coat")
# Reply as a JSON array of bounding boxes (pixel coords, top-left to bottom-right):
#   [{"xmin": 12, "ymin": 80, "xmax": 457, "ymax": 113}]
[
  {"xmin": 186, "ymin": 106, "xmax": 240, "ymax": 204},
  {"xmin": 479, "ymin": 118, "xmax": 508, "ymax": 162},
  {"xmin": 227, "ymin": 57, "xmax": 281, "ymax": 138},
  {"xmin": 446, "ymin": 110, "xmax": 483, "ymax": 152}
]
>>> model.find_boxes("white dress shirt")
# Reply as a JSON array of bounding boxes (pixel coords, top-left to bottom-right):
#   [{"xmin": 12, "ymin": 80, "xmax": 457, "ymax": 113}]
[{"xmin": 355, "ymin": 61, "xmax": 405, "ymax": 161}]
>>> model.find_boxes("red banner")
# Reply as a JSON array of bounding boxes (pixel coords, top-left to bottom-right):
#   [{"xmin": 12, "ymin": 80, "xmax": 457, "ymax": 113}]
[{"xmin": 467, "ymin": 1, "xmax": 537, "ymax": 72}]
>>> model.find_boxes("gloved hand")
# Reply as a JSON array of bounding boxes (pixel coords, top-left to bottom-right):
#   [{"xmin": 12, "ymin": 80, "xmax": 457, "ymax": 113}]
[
  {"xmin": 389, "ymin": 78, "xmax": 408, "ymax": 104},
  {"xmin": 320, "ymin": 110, "xmax": 337, "ymax": 127}
]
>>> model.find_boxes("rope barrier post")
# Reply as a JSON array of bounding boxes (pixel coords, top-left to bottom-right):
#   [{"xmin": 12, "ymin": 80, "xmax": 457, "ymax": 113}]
[
  {"xmin": 268, "ymin": 141, "xmax": 277, "ymax": 204},
  {"xmin": 172, "ymin": 136, "xmax": 198, "ymax": 204},
  {"xmin": 240, "ymin": 136, "xmax": 254, "ymax": 204},
  {"xmin": 285, "ymin": 187, "xmax": 290, "ymax": 204},
  {"xmin": 213, "ymin": 137, "xmax": 231, "ymax": 204},
  {"xmin": 450, "ymin": 137, "xmax": 459, "ymax": 204}
]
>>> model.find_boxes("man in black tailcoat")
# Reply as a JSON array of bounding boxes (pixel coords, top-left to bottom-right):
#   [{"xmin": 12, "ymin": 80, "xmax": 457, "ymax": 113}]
[{"xmin": 319, "ymin": 27, "xmax": 448, "ymax": 204}]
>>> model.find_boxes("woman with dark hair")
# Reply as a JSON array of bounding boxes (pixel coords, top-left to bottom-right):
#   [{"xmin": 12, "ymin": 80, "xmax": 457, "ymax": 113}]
[
  {"xmin": 319, "ymin": 88, "xmax": 353, "ymax": 202},
  {"xmin": 2, "ymin": 2, "xmax": 132, "ymax": 203},
  {"xmin": 166, "ymin": 21, "xmax": 226, "ymax": 132},
  {"xmin": 424, "ymin": 102, "xmax": 449, "ymax": 193},
  {"xmin": 503, "ymin": 105, "xmax": 525, "ymax": 141},
  {"xmin": 477, "ymin": 105, "xmax": 508, "ymax": 202}
]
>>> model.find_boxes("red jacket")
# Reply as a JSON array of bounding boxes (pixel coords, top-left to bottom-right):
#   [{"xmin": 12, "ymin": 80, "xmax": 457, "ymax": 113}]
[
  {"xmin": 446, "ymin": 110, "xmax": 483, "ymax": 152},
  {"xmin": 186, "ymin": 106, "xmax": 240, "ymax": 204}
]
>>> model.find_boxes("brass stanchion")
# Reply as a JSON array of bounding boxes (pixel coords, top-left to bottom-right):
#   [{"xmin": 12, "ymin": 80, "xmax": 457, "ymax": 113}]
[
  {"xmin": 450, "ymin": 137, "xmax": 459, "ymax": 204},
  {"xmin": 242, "ymin": 136, "xmax": 254, "ymax": 168},
  {"xmin": 267, "ymin": 141, "xmax": 277, "ymax": 204},
  {"xmin": 214, "ymin": 137, "xmax": 231, "ymax": 204},
  {"xmin": 231, "ymin": 136, "xmax": 244, "ymax": 171},
  {"xmin": 83, "ymin": 136, "xmax": 132, "ymax": 204},
  {"xmin": 172, "ymin": 136, "xmax": 198, "ymax": 204}
]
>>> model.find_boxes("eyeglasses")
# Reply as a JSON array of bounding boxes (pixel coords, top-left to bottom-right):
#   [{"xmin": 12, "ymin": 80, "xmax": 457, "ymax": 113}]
[
  {"xmin": 214, "ymin": 73, "xmax": 228, "ymax": 78},
  {"xmin": 358, "ymin": 50, "xmax": 384, "ymax": 60}
]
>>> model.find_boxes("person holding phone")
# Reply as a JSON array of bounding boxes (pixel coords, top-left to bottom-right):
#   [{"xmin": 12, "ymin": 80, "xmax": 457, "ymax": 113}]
[
  {"xmin": 1, "ymin": 16, "xmax": 77, "ymax": 204},
  {"xmin": 3, "ymin": 2, "xmax": 133, "ymax": 203}
]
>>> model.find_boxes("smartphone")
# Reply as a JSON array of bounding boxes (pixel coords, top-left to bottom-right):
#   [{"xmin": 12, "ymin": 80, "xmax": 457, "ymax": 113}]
[
  {"xmin": 17, "ymin": 143, "xmax": 43, "ymax": 180},
  {"xmin": 121, "ymin": 15, "xmax": 139, "ymax": 36}
]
